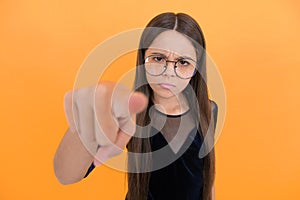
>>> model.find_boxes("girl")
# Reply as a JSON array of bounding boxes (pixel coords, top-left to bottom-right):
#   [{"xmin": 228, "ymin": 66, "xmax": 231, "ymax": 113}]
[{"xmin": 54, "ymin": 12, "xmax": 218, "ymax": 200}]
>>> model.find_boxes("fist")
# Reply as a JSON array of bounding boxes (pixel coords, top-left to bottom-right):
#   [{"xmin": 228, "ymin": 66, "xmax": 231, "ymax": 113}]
[{"xmin": 64, "ymin": 81, "xmax": 148, "ymax": 165}]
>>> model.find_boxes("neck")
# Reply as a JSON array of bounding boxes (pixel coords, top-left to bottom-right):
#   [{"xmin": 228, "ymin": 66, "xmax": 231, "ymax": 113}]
[{"xmin": 153, "ymin": 93, "xmax": 189, "ymax": 115}]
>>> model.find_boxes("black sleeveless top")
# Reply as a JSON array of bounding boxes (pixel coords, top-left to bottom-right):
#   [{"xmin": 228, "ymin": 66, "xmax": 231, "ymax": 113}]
[
  {"xmin": 85, "ymin": 108, "xmax": 206, "ymax": 200},
  {"xmin": 145, "ymin": 108, "xmax": 204, "ymax": 200}
]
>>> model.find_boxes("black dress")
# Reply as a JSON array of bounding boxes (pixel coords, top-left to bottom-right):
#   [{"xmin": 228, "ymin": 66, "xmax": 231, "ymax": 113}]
[
  {"xmin": 85, "ymin": 105, "xmax": 218, "ymax": 200},
  {"xmin": 145, "ymin": 108, "xmax": 204, "ymax": 200}
]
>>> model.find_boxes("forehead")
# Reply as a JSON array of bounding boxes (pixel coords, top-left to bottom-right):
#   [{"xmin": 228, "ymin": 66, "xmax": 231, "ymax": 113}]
[{"xmin": 147, "ymin": 30, "xmax": 196, "ymax": 58}]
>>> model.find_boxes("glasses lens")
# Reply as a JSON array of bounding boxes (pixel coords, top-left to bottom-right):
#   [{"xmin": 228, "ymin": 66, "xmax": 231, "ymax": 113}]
[
  {"xmin": 175, "ymin": 59, "xmax": 196, "ymax": 79},
  {"xmin": 145, "ymin": 56, "xmax": 197, "ymax": 79},
  {"xmin": 145, "ymin": 56, "xmax": 166, "ymax": 76}
]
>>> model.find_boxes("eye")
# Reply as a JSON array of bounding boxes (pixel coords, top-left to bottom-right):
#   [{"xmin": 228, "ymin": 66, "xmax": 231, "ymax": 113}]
[
  {"xmin": 178, "ymin": 59, "xmax": 190, "ymax": 66},
  {"xmin": 152, "ymin": 56, "xmax": 164, "ymax": 62}
]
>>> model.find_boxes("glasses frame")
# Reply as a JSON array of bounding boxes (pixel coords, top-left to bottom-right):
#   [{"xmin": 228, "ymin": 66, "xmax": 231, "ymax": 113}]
[{"xmin": 144, "ymin": 55, "xmax": 197, "ymax": 79}]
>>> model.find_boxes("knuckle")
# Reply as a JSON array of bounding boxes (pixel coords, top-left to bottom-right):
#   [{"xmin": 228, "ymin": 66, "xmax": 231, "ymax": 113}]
[
  {"xmin": 64, "ymin": 91, "xmax": 74, "ymax": 114},
  {"xmin": 64, "ymin": 90, "xmax": 73, "ymax": 104},
  {"xmin": 96, "ymin": 82, "xmax": 114, "ymax": 97}
]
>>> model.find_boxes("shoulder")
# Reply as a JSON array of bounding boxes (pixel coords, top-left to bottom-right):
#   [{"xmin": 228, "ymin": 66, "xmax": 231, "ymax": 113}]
[
  {"xmin": 209, "ymin": 100, "xmax": 218, "ymax": 129},
  {"xmin": 209, "ymin": 100, "xmax": 218, "ymax": 116}
]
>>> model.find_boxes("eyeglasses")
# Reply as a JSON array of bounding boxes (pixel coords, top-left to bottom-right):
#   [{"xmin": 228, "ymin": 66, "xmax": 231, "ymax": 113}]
[{"xmin": 144, "ymin": 55, "xmax": 197, "ymax": 79}]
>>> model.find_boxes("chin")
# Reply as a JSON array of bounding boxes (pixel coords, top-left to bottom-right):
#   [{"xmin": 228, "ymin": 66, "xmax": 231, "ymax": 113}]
[{"xmin": 155, "ymin": 89, "xmax": 178, "ymax": 99}]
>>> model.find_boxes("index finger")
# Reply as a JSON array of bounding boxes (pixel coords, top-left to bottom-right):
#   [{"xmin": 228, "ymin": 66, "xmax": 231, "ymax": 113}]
[{"xmin": 94, "ymin": 82, "xmax": 147, "ymax": 145}]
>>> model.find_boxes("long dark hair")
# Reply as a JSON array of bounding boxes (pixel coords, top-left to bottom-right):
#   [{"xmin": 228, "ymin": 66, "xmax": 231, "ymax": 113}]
[{"xmin": 127, "ymin": 12, "xmax": 215, "ymax": 200}]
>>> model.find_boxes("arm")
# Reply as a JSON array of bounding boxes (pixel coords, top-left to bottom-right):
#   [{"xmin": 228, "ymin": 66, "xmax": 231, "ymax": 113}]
[
  {"xmin": 53, "ymin": 82, "xmax": 147, "ymax": 185},
  {"xmin": 212, "ymin": 183, "xmax": 216, "ymax": 200},
  {"xmin": 53, "ymin": 128, "xmax": 97, "ymax": 185},
  {"xmin": 211, "ymin": 100, "xmax": 217, "ymax": 200}
]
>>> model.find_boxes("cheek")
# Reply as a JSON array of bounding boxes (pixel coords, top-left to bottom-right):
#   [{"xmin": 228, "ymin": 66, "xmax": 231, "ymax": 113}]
[
  {"xmin": 145, "ymin": 74, "xmax": 158, "ymax": 92},
  {"xmin": 146, "ymin": 73, "xmax": 160, "ymax": 85},
  {"xmin": 177, "ymin": 80, "xmax": 190, "ymax": 91}
]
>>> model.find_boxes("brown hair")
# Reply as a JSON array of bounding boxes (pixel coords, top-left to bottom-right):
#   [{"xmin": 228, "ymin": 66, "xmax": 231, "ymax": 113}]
[{"xmin": 127, "ymin": 12, "xmax": 215, "ymax": 200}]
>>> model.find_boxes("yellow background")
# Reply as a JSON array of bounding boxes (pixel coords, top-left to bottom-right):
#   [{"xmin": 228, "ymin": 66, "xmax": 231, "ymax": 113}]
[{"xmin": 1, "ymin": 0, "xmax": 300, "ymax": 199}]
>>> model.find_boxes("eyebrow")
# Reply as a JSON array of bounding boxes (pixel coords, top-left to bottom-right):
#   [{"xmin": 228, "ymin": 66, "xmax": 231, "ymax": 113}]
[{"xmin": 147, "ymin": 52, "xmax": 196, "ymax": 62}]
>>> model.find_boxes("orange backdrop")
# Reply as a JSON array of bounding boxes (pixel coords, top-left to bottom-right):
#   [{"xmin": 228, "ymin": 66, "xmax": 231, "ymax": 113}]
[{"xmin": 1, "ymin": 0, "xmax": 300, "ymax": 199}]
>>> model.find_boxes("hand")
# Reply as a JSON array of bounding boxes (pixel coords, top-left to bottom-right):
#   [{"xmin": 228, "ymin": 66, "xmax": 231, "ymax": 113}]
[{"xmin": 63, "ymin": 81, "xmax": 148, "ymax": 166}]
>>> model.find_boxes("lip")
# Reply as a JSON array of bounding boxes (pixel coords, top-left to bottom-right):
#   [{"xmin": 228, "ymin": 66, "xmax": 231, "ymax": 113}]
[{"xmin": 159, "ymin": 83, "xmax": 175, "ymax": 89}]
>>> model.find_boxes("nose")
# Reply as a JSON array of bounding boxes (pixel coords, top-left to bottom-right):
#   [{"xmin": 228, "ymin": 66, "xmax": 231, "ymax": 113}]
[{"xmin": 163, "ymin": 61, "xmax": 176, "ymax": 77}]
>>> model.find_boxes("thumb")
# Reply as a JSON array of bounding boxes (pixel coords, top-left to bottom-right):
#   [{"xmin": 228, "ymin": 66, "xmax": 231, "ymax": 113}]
[{"xmin": 128, "ymin": 92, "xmax": 148, "ymax": 114}]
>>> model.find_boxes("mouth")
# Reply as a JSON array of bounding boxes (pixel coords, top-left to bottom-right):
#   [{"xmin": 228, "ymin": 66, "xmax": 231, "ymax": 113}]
[{"xmin": 158, "ymin": 83, "xmax": 175, "ymax": 89}]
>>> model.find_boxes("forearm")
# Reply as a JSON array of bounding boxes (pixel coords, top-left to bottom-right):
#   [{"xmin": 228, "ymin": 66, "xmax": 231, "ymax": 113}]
[
  {"xmin": 53, "ymin": 128, "xmax": 97, "ymax": 185},
  {"xmin": 212, "ymin": 183, "xmax": 215, "ymax": 200}
]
